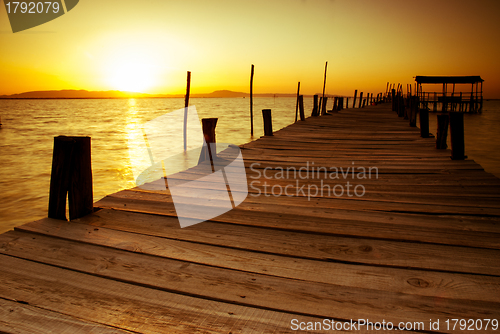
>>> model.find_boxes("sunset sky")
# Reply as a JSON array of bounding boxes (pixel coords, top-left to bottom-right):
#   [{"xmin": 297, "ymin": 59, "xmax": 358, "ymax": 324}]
[{"xmin": 1, "ymin": 0, "xmax": 500, "ymax": 97}]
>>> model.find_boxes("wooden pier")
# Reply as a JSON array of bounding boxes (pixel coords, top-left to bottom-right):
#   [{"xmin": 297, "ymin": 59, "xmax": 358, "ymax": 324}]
[{"xmin": 1, "ymin": 103, "xmax": 499, "ymax": 333}]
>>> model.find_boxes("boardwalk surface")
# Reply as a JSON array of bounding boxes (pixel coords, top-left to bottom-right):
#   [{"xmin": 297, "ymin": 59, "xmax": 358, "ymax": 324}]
[{"xmin": 0, "ymin": 103, "xmax": 499, "ymax": 333}]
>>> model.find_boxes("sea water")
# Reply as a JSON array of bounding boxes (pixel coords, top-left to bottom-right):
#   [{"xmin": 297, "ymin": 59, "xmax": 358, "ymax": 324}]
[{"xmin": 0, "ymin": 97, "xmax": 498, "ymax": 233}]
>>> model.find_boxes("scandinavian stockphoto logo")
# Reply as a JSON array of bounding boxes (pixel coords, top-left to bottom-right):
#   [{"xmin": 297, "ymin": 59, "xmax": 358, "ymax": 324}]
[
  {"xmin": 128, "ymin": 106, "xmax": 248, "ymax": 228},
  {"xmin": 3, "ymin": 0, "xmax": 79, "ymax": 33}
]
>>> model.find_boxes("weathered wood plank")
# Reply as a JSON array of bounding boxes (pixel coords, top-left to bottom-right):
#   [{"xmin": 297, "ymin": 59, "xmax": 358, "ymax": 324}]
[
  {"xmin": 96, "ymin": 192, "xmax": 500, "ymax": 249},
  {"xmin": 0, "ymin": 254, "xmax": 329, "ymax": 334},
  {"xmin": 0, "ymin": 232, "xmax": 497, "ymax": 333},
  {"xmin": 0, "ymin": 297, "xmax": 135, "ymax": 334},
  {"xmin": 23, "ymin": 211, "xmax": 499, "ymax": 275},
  {"xmin": 12, "ymin": 221, "xmax": 500, "ymax": 302}
]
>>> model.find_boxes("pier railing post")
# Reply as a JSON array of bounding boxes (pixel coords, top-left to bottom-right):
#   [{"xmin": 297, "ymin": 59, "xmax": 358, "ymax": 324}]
[
  {"xmin": 198, "ymin": 118, "xmax": 218, "ymax": 165},
  {"xmin": 436, "ymin": 114, "xmax": 449, "ymax": 149},
  {"xmin": 48, "ymin": 136, "xmax": 93, "ymax": 221},
  {"xmin": 449, "ymin": 112, "xmax": 466, "ymax": 160},
  {"xmin": 262, "ymin": 109, "xmax": 273, "ymax": 136},
  {"xmin": 358, "ymin": 92, "xmax": 363, "ymax": 108},
  {"xmin": 352, "ymin": 90, "xmax": 357, "ymax": 108}
]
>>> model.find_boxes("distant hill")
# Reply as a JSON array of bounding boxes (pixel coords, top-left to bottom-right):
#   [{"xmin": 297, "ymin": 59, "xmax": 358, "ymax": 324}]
[
  {"xmin": 0, "ymin": 90, "xmax": 152, "ymax": 99},
  {"xmin": 0, "ymin": 89, "xmax": 302, "ymax": 99}
]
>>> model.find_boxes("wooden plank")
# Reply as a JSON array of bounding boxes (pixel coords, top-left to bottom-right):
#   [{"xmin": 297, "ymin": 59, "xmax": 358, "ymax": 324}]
[
  {"xmin": 12, "ymin": 221, "xmax": 500, "ymax": 303},
  {"xmin": 22, "ymin": 211, "xmax": 499, "ymax": 275},
  {"xmin": 0, "ymin": 232, "xmax": 497, "ymax": 333},
  {"xmin": 0, "ymin": 297, "xmax": 135, "ymax": 334},
  {"xmin": 95, "ymin": 192, "xmax": 500, "ymax": 249},
  {"xmin": 0, "ymin": 254, "xmax": 329, "ymax": 334}
]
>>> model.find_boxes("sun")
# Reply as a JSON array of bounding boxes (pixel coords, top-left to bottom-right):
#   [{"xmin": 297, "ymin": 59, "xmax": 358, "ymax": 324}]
[{"xmin": 103, "ymin": 49, "xmax": 160, "ymax": 93}]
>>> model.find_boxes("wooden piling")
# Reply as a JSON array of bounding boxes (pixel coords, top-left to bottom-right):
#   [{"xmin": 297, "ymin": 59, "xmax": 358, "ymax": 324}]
[
  {"xmin": 184, "ymin": 71, "xmax": 191, "ymax": 152},
  {"xmin": 391, "ymin": 89, "xmax": 396, "ymax": 111},
  {"xmin": 436, "ymin": 114, "xmax": 449, "ymax": 149},
  {"xmin": 345, "ymin": 97, "xmax": 349, "ymax": 110},
  {"xmin": 262, "ymin": 109, "xmax": 273, "ymax": 136},
  {"xmin": 419, "ymin": 108, "xmax": 430, "ymax": 138},
  {"xmin": 322, "ymin": 61, "xmax": 328, "ymax": 112},
  {"xmin": 409, "ymin": 96, "xmax": 418, "ymax": 127},
  {"xmin": 198, "ymin": 118, "xmax": 218, "ymax": 166},
  {"xmin": 48, "ymin": 136, "xmax": 93, "ymax": 221},
  {"xmin": 449, "ymin": 112, "xmax": 465, "ymax": 160},
  {"xmin": 333, "ymin": 97, "xmax": 338, "ymax": 111},
  {"xmin": 353, "ymin": 90, "xmax": 357, "ymax": 108},
  {"xmin": 295, "ymin": 81, "xmax": 300, "ymax": 122},
  {"xmin": 312, "ymin": 95, "xmax": 319, "ymax": 116},
  {"xmin": 321, "ymin": 96, "xmax": 328, "ymax": 115},
  {"xmin": 358, "ymin": 92, "xmax": 363, "ymax": 108},
  {"xmin": 298, "ymin": 95, "xmax": 305, "ymax": 121},
  {"xmin": 250, "ymin": 64, "xmax": 254, "ymax": 135}
]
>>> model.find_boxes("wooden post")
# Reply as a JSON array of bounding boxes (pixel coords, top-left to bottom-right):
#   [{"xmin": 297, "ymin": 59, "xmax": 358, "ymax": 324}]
[
  {"xmin": 184, "ymin": 71, "xmax": 191, "ymax": 152},
  {"xmin": 358, "ymin": 92, "xmax": 363, "ymax": 108},
  {"xmin": 353, "ymin": 90, "xmax": 357, "ymax": 108},
  {"xmin": 345, "ymin": 97, "xmax": 348, "ymax": 109},
  {"xmin": 262, "ymin": 109, "xmax": 273, "ymax": 136},
  {"xmin": 449, "ymin": 112, "xmax": 465, "ymax": 160},
  {"xmin": 250, "ymin": 64, "xmax": 254, "ymax": 135},
  {"xmin": 419, "ymin": 108, "xmax": 430, "ymax": 138},
  {"xmin": 321, "ymin": 96, "xmax": 328, "ymax": 115},
  {"xmin": 312, "ymin": 95, "xmax": 319, "ymax": 116},
  {"xmin": 362, "ymin": 99, "xmax": 366, "ymax": 108},
  {"xmin": 391, "ymin": 89, "xmax": 396, "ymax": 111},
  {"xmin": 318, "ymin": 97, "xmax": 323, "ymax": 115},
  {"xmin": 409, "ymin": 96, "xmax": 418, "ymax": 127},
  {"xmin": 48, "ymin": 136, "xmax": 93, "ymax": 221},
  {"xmin": 436, "ymin": 114, "xmax": 449, "ymax": 149},
  {"xmin": 333, "ymin": 97, "xmax": 338, "ymax": 111},
  {"xmin": 198, "ymin": 118, "xmax": 218, "ymax": 166},
  {"xmin": 339, "ymin": 97, "xmax": 344, "ymax": 110},
  {"xmin": 298, "ymin": 95, "xmax": 305, "ymax": 121},
  {"xmin": 295, "ymin": 81, "xmax": 300, "ymax": 122},
  {"xmin": 322, "ymin": 61, "xmax": 328, "ymax": 112}
]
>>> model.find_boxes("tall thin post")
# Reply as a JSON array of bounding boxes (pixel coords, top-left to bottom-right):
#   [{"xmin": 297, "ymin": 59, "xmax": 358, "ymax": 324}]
[
  {"xmin": 322, "ymin": 62, "xmax": 328, "ymax": 108},
  {"xmin": 295, "ymin": 81, "xmax": 300, "ymax": 122},
  {"xmin": 358, "ymin": 92, "xmax": 363, "ymax": 108},
  {"xmin": 184, "ymin": 71, "xmax": 191, "ymax": 152},
  {"xmin": 353, "ymin": 90, "xmax": 357, "ymax": 108},
  {"xmin": 250, "ymin": 64, "xmax": 254, "ymax": 135}
]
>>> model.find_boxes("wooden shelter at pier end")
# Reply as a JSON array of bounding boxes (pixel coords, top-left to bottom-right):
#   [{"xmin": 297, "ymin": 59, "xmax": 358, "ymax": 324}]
[{"xmin": 415, "ymin": 75, "xmax": 483, "ymax": 113}]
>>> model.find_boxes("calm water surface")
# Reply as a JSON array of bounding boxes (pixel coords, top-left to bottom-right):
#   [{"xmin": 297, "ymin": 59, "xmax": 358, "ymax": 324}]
[{"xmin": 0, "ymin": 97, "xmax": 498, "ymax": 233}]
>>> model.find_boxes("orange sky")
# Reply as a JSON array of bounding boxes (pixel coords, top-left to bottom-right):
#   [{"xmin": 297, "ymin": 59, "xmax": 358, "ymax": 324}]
[{"xmin": 1, "ymin": 0, "xmax": 500, "ymax": 97}]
